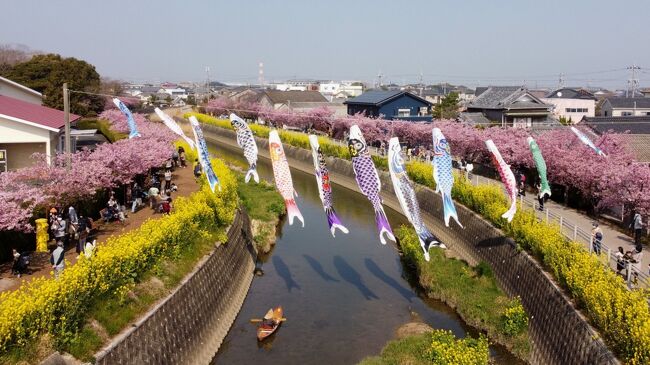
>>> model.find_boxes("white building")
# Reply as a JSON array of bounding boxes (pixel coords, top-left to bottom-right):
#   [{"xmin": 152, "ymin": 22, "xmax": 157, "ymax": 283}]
[
  {"xmin": 0, "ymin": 76, "xmax": 43, "ymax": 105},
  {"xmin": 159, "ymin": 87, "xmax": 188, "ymax": 100},
  {"xmin": 542, "ymin": 88, "xmax": 596, "ymax": 123},
  {"xmin": 0, "ymin": 94, "xmax": 81, "ymax": 170},
  {"xmin": 601, "ymin": 97, "xmax": 650, "ymax": 117}
]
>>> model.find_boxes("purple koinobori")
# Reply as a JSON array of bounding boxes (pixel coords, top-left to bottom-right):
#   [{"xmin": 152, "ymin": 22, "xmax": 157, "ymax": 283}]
[
  {"xmin": 112, "ymin": 98, "xmax": 140, "ymax": 139},
  {"xmin": 348, "ymin": 125, "xmax": 395, "ymax": 245},
  {"xmin": 308, "ymin": 135, "xmax": 349, "ymax": 237},
  {"xmin": 388, "ymin": 137, "xmax": 444, "ymax": 261}
]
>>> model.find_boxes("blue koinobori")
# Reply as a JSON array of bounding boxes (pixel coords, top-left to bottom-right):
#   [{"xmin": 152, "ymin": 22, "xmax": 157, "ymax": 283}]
[
  {"xmin": 189, "ymin": 116, "xmax": 220, "ymax": 192},
  {"xmin": 112, "ymin": 98, "xmax": 141, "ymax": 139}
]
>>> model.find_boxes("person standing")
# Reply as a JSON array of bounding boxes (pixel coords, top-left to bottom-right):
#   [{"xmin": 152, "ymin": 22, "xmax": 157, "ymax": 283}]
[
  {"xmin": 50, "ymin": 241, "xmax": 65, "ymax": 279},
  {"xmin": 131, "ymin": 182, "xmax": 143, "ymax": 213},
  {"xmin": 632, "ymin": 212, "xmax": 644, "ymax": 249},
  {"xmin": 53, "ymin": 216, "xmax": 67, "ymax": 247},
  {"xmin": 163, "ymin": 169, "xmax": 172, "ymax": 192},
  {"xmin": 591, "ymin": 222, "xmax": 603, "ymax": 255},
  {"xmin": 179, "ymin": 148, "xmax": 187, "ymax": 168},
  {"xmin": 148, "ymin": 185, "xmax": 160, "ymax": 209},
  {"xmin": 193, "ymin": 159, "xmax": 202, "ymax": 178},
  {"xmin": 536, "ymin": 179, "xmax": 545, "ymax": 211},
  {"xmin": 68, "ymin": 206, "xmax": 78, "ymax": 225}
]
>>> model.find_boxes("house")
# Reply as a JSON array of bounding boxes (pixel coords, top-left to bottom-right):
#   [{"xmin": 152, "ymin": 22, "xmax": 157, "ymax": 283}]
[
  {"xmin": 263, "ymin": 90, "xmax": 328, "ymax": 109},
  {"xmin": 159, "ymin": 86, "xmax": 188, "ymax": 100},
  {"xmin": 466, "ymin": 86, "xmax": 552, "ymax": 128},
  {"xmin": 0, "ymin": 94, "xmax": 81, "ymax": 170},
  {"xmin": 600, "ymin": 97, "xmax": 650, "ymax": 117},
  {"xmin": 542, "ymin": 88, "xmax": 596, "ymax": 123},
  {"xmin": 640, "ymin": 88, "xmax": 650, "ymax": 98},
  {"xmin": 0, "ymin": 76, "xmax": 43, "ymax": 105},
  {"xmin": 458, "ymin": 112, "xmax": 491, "ymax": 126},
  {"xmin": 580, "ymin": 115, "xmax": 650, "ymax": 162},
  {"xmin": 343, "ymin": 90, "xmax": 432, "ymax": 121}
]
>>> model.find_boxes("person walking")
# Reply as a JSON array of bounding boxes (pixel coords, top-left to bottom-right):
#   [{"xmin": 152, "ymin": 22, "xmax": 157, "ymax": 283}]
[
  {"xmin": 68, "ymin": 206, "xmax": 78, "ymax": 225},
  {"xmin": 148, "ymin": 185, "xmax": 160, "ymax": 209},
  {"xmin": 50, "ymin": 241, "xmax": 65, "ymax": 279},
  {"xmin": 632, "ymin": 212, "xmax": 644, "ymax": 249},
  {"xmin": 591, "ymin": 222, "xmax": 603, "ymax": 255},
  {"xmin": 179, "ymin": 148, "xmax": 187, "ymax": 168},
  {"xmin": 163, "ymin": 169, "xmax": 172, "ymax": 192}
]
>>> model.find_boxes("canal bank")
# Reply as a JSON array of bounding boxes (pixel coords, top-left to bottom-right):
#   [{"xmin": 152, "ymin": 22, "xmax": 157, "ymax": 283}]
[
  {"xmin": 204, "ymin": 132, "xmax": 523, "ymax": 364},
  {"xmin": 201, "ymin": 124, "xmax": 616, "ymax": 365}
]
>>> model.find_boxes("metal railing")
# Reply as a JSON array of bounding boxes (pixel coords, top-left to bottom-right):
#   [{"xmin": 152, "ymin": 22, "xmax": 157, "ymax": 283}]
[{"xmin": 468, "ymin": 173, "xmax": 650, "ymax": 290}]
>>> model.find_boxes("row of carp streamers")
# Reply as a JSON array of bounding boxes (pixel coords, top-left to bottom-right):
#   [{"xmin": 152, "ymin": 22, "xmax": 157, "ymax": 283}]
[
  {"xmin": 114, "ymin": 103, "xmax": 222, "ymax": 192},
  {"xmin": 223, "ymin": 113, "xmax": 612, "ymax": 261}
]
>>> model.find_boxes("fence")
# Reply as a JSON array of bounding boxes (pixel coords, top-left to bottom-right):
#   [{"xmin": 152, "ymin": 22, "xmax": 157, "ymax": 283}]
[{"xmin": 469, "ymin": 173, "xmax": 650, "ymax": 290}]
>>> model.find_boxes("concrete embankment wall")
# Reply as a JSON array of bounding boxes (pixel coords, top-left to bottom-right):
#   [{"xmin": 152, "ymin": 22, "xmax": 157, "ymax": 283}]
[
  {"xmin": 200, "ymin": 124, "xmax": 617, "ymax": 365},
  {"xmin": 94, "ymin": 209, "xmax": 256, "ymax": 365}
]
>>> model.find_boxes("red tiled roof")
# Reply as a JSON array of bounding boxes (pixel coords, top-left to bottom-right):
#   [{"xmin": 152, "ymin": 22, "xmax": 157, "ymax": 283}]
[{"xmin": 0, "ymin": 94, "xmax": 81, "ymax": 131}]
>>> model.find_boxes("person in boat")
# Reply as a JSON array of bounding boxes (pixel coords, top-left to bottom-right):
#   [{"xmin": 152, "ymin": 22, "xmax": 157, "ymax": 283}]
[{"xmin": 261, "ymin": 309, "xmax": 277, "ymax": 329}]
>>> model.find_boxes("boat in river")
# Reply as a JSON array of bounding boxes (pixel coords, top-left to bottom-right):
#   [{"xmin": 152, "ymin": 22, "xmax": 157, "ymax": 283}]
[{"xmin": 257, "ymin": 306, "xmax": 283, "ymax": 341}]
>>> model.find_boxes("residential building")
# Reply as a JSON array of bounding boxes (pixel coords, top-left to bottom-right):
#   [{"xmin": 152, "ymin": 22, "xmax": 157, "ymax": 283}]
[
  {"xmin": 343, "ymin": 90, "xmax": 432, "ymax": 121},
  {"xmin": 543, "ymin": 88, "xmax": 596, "ymax": 123},
  {"xmin": 580, "ymin": 115, "xmax": 650, "ymax": 162},
  {"xmin": 263, "ymin": 90, "xmax": 329, "ymax": 109},
  {"xmin": 466, "ymin": 86, "xmax": 552, "ymax": 128},
  {"xmin": 601, "ymin": 97, "xmax": 650, "ymax": 117},
  {"xmin": 0, "ymin": 95, "xmax": 81, "ymax": 170},
  {"xmin": 159, "ymin": 86, "xmax": 188, "ymax": 100},
  {"xmin": 319, "ymin": 81, "xmax": 364, "ymax": 101},
  {"xmin": 0, "ymin": 76, "xmax": 42, "ymax": 105},
  {"xmin": 640, "ymin": 88, "xmax": 650, "ymax": 98}
]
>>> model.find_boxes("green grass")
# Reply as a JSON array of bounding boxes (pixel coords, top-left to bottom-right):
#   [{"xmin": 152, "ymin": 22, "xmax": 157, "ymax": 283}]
[
  {"xmin": 59, "ymin": 230, "xmax": 222, "ymax": 361},
  {"xmin": 358, "ymin": 330, "xmax": 489, "ymax": 365},
  {"xmin": 236, "ymin": 175, "xmax": 285, "ymax": 222},
  {"xmin": 397, "ymin": 226, "xmax": 530, "ymax": 359},
  {"xmin": 76, "ymin": 119, "xmax": 127, "ymax": 142}
]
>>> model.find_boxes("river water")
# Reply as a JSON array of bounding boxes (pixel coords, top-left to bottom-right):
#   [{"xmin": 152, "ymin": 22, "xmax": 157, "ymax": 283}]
[{"xmin": 208, "ymin": 140, "xmax": 523, "ymax": 365}]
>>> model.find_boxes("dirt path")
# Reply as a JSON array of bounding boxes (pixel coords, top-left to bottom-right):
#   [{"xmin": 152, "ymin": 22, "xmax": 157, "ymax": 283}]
[{"xmin": 0, "ymin": 164, "xmax": 199, "ymax": 293}]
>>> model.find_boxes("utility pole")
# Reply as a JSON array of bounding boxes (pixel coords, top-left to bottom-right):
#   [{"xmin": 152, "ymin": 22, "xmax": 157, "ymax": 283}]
[
  {"xmin": 626, "ymin": 64, "xmax": 641, "ymax": 98},
  {"xmin": 205, "ymin": 66, "xmax": 210, "ymax": 93},
  {"xmin": 63, "ymin": 83, "xmax": 71, "ymax": 170}
]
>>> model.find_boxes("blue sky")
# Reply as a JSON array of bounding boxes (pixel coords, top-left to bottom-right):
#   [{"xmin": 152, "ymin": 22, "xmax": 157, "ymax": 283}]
[{"xmin": 1, "ymin": 0, "xmax": 649, "ymax": 89}]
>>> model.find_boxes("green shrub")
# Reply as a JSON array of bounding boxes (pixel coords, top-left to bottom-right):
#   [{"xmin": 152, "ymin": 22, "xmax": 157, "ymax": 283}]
[{"xmin": 503, "ymin": 297, "xmax": 528, "ymax": 336}]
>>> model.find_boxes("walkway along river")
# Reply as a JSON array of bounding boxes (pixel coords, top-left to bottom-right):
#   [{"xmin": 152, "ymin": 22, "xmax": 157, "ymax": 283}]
[{"xmin": 206, "ymin": 139, "xmax": 522, "ymax": 364}]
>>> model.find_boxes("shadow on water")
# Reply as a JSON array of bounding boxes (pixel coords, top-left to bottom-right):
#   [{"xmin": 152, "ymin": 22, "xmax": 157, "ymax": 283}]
[
  {"xmin": 272, "ymin": 256, "xmax": 300, "ymax": 292},
  {"xmin": 303, "ymin": 254, "xmax": 339, "ymax": 282},
  {"xmin": 364, "ymin": 258, "xmax": 414, "ymax": 302},
  {"xmin": 333, "ymin": 255, "xmax": 378, "ymax": 300}
]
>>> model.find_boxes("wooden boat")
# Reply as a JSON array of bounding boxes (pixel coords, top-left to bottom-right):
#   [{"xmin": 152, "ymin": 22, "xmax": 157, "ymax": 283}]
[{"xmin": 257, "ymin": 306, "xmax": 283, "ymax": 341}]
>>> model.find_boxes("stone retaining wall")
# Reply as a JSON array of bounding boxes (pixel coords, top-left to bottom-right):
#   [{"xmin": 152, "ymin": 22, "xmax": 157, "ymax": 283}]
[
  {"xmin": 94, "ymin": 209, "xmax": 256, "ymax": 365},
  {"xmin": 201, "ymin": 124, "xmax": 618, "ymax": 365}
]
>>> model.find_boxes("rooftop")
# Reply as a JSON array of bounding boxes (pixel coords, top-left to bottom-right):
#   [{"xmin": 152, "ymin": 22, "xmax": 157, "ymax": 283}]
[
  {"xmin": 0, "ymin": 94, "xmax": 81, "ymax": 132},
  {"xmin": 469, "ymin": 86, "xmax": 550, "ymax": 110},
  {"xmin": 605, "ymin": 97, "xmax": 650, "ymax": 109},
  {"xmin": 264, "ymin": 90, "xmax": 328, "ymax": 104},
  {"xmin": 0, "ymin": 76, "xmax": 43, "ymax": 98},
  {"xmin": 581, "ymin": 116, "xmax": 650, "ymax": 135},
  {"xmin": 546, "ymin": 88, "xmax": 596, "ymax": 100},
  {"xmin": 344, "ymin": 90, "xmax": 431, "ymax": 106}
]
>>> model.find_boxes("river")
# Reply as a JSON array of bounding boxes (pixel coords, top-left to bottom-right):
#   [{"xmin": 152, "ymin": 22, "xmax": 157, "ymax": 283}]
[{"xmin": 207, "ymin": 140, "xmax": 523, "ymax": 364}]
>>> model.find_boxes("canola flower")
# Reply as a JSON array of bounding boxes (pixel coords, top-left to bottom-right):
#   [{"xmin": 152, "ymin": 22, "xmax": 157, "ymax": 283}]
[{"xmin": 0, "ymin": 156, "xmax": 237, "ymax": 351}]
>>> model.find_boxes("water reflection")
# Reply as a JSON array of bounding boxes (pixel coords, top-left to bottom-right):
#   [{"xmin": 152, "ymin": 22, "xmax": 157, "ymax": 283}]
[
  {"xmin": 333, "ymin": 255, "xmax": 378, "ymax": 300},
  {"xmin": 364, "ymin": 258, "xmax": 414, "ymax": 302},
  {"xmin": 303, "ymin": 254, "xmax": 340, "ymax": 282}
]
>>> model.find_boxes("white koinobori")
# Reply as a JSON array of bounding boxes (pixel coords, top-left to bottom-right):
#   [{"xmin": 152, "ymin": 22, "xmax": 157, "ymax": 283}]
[
  {"xmin": 230, "ymin": 113, "xmax": 259, "ymax": 183},
  {"xmin": 188, "ymin": 116, "xmax": 220, "ymax": 192},
  {"xmin": 154, "ymin": 108, "xmax": 195, "ymax": 149},
  {"xmin": 388, "ymin": 137, "xmax": 444, "ymax": 261}
]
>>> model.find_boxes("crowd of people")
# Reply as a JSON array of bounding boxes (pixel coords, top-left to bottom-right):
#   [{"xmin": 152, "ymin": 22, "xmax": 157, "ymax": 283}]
[{"xmin": 10, "ymin": 148, "xmax": 188, "ymax": 280}]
